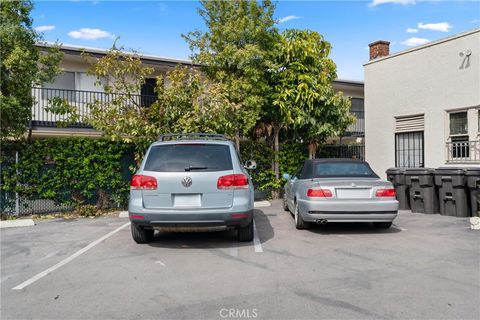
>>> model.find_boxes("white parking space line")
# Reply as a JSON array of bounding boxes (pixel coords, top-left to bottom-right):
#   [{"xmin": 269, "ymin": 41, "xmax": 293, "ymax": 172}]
[
  {"xmin": 229, "ymin": 246, "xmax": 238, "ymax": 257},
  {"xmin": 155, "ymin": 260, "xmax": 166, "ymax": 267},
  {"xmin": 12, "ymin": 222, "xmax": 131, "ymax": 290},
  {"xmin": 253, "ymin": 220, "xmax": 263, "ymax": 253},
  {"xmin": 393, "ymin": 224, "xmax": 407, "ymax": 231}
]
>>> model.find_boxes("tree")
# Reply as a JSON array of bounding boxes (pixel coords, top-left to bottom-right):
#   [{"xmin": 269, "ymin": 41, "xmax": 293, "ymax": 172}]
[
  {"xmin": 82, "ymin": 48, "xmax": 238, "ymax": 164},
  {"xmin": 81, "ymin": 47, "xmax": 158, "ymax": 162},
  {"xmin": 183, "ymin": 0, "xmax": 278, "ymax": 151},
  {"xmin": 0, "ymin": 0, "xmax": 62, "ymax": 139},
  {"xmin": 272, "ymin": 29, "xmax": 353, "ymax": 165},
  {"xmin": 156, "ymin": 66, "xmax": 238, "ymax": 136}
]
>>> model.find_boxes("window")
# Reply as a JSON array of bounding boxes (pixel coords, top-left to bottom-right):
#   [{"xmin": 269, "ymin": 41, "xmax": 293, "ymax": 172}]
[
  {"xmin": 395, "ymin": 131, "xmax": 424, "ymax": 168},
  {"xmin": 144, "ymin": 144, "xmax": 233, "ymax": 172},
  {"xmin": 450, "ymin": 112, "xmax": 468, "ymax": 135},
  {"xmin": 42, "ymin": 71, "xmax": 76, "ymax": 101},
  {"xmin": 312, "ymin": 162, "xmax": 377, "ymax": 178}
]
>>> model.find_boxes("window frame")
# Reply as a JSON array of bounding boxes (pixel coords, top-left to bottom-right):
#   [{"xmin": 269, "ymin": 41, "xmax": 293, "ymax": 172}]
[{"xmin": 394, "ymin": 131, "xmax": 425, "ymax": 168}]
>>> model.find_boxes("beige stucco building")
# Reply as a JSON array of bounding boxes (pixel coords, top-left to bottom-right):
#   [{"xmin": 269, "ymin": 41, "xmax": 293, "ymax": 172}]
[{"xmin": 364, "ymin": 29, "xmax": 480, "ymax": 178}]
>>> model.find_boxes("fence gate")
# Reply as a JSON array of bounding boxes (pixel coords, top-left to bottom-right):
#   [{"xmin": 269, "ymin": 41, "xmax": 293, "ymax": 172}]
[{"xmin": 317, "ymin": 145, "xmax": 365, "ymax": 160}]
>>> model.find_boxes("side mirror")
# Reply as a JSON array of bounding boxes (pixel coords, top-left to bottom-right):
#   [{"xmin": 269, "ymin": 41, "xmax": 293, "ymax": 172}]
[
  {"xmin": 282, "ymin": 173, "xmax": 291, "ymax": 180},
  {"xmin": 244, "ymin": 160, "xmax": 257, "ymax": 170}
]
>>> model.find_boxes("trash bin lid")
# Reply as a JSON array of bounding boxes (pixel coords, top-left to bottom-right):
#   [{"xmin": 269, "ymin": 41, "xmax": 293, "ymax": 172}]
[
  {"xmin": 386, "ymin": 168, "xmax": 405, "ymax": 174},
  {"xmin": 434, "ymin": 167, "xmax": 465, "ymax": 176},
  {"xmin": 405, "ymin": 168, "xmax": 435, "ymax": 175},
  {"xmin": 464, "ymin": 167, "xmax": 480, "ymax": 176}
]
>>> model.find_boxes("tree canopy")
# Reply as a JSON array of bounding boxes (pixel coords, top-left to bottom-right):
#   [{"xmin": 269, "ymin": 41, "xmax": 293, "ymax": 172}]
[{"xmin": 0, "ymin": 0, "xmax": 62, "ymax": 139}]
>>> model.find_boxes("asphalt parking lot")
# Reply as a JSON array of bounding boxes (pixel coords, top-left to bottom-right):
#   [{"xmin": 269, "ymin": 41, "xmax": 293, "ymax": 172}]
[{"xmin": 1, "ymin": 200, "xmax": 479, "ymax": 320}]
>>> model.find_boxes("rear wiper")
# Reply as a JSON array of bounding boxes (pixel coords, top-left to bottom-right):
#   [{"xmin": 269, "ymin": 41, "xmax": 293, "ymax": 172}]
[{"xmin": 185, "ymin": 165, "xmax": 215, "ymax": 171}]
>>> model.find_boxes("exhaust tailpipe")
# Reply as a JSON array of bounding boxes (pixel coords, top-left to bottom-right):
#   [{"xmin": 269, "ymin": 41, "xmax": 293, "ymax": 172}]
[{"xmin": 316, "ymin": 219, "xmax": 328, "ymax": 225}]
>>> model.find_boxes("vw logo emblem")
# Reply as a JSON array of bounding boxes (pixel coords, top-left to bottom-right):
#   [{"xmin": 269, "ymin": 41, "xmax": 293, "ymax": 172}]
[{"xmin": 182, "ymin": 176, "xmax": 192, "ymax": 188}]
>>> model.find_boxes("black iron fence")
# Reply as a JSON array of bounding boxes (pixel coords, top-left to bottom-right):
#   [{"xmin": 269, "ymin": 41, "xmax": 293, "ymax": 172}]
[
  {"xmin": 446, "ymin": 140, "xmax": 480, "ymax": 163},
  {"xmin": 31, "ymin": 87, "xmax": 157, "ymax": 128},
  {"xmin": 317, "ymin": 144, "xmax": 365, "ymax": 160}
]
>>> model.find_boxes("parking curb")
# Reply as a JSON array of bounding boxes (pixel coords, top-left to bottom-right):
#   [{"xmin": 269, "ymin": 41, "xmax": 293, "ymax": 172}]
[
  {"xmin": 0, "ymin": 219, "xmax": 35, "ymax": 229},
  {"xmin": 254, "ymin": 200, "xmax": 271, "ymax": 208}
]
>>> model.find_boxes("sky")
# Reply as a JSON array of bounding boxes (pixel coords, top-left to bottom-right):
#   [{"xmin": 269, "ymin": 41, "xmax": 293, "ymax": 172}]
[{"xmin": 32, "ymin": 0, "xmax": 480, "ymax": 81}]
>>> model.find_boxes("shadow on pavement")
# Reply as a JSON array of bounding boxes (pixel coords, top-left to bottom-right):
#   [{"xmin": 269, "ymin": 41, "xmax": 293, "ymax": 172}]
[
  {"xmin": 306, "ymin": 222, "xmax": 402, "ymax": 235},
  {"xmin": 147, "ymin": 208, "xmax": 274, "ymax": 249}
]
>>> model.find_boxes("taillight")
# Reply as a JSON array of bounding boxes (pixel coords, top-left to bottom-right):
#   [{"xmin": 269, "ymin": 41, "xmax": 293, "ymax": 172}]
[
  {"xmin": 217, "ymin": 174, "xmax": 249, "ymax": 189},
  {"xmin": 376, "ymin": 188, "xmax": 396, "ymax": 197},
  {"xmin": 130, "ymin": 174, "xmax": 157, "ymax": 190},
  {"xmin": 306, "ymin": 189, "xmax": 333, "ymax": 197}
]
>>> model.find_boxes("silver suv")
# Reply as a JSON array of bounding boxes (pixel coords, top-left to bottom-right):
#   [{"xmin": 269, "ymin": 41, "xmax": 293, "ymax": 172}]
[{"xmin": 128, "ymin": 134, "xmax": 256, "ymax": 243}]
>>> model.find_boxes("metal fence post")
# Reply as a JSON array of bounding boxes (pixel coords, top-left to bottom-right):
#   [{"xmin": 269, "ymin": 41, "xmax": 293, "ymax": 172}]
[{"xmin": 15, "ymin": 151, "xmax": 19, "ymax": 216}]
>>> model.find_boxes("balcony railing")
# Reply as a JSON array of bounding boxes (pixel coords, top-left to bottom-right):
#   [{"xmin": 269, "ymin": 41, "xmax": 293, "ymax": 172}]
[
  {"xmin": 344, "ymin": 110, "xmax": 364, "ymax": 137},
  {"xmin": 31, "ymin": 87, "xmax": 157, "ymax": 128},
  {"xmin": 446, "ymin": 140, "xmax": 480, "ymax": 163}
]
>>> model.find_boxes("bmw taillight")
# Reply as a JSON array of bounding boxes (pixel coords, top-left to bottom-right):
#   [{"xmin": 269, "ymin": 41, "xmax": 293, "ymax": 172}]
[
  {"xmin": 306, "ymin": 189, "xmax": 333, "ymax": 197},
  {"xmin": 130, "ymin": 174, "xmax": 157, "ymax": 190},
  {"xmin": 217, "ymin": 174, "xmax": 249, "ymax": 189},
  {"xmin": 375, "ymin": 188, "xmax": 396, "ymax": 197}
]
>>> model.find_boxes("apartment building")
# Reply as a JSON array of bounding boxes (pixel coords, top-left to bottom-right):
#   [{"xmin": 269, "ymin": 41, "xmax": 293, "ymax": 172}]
[
  {"xmin": 364, "ymin": 29, "xmax": 480, "ymax": 178},
  {"xmin": 32, "ymin": 43, "xmax": 365, "ymax": 144}
]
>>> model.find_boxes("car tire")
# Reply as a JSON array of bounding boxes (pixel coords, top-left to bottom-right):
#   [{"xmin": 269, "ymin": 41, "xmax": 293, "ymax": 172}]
[
  {"xmin": 373, "ymin": 222, "xmax": 392, "ymax": 229},
  {"xmin": 237, "ymin": 220, "xmax": 254, "ymax": 242},
  {"xmin": 131, "ymin": 223, "xmax": 154, "ymax": 243},
  {"xmin": 294, "ymin": 203, "xmax": 309, "ymax": 230},
  {"xmin": 283, "ymin": 195, "xmax": 289, "ymax": 212}
]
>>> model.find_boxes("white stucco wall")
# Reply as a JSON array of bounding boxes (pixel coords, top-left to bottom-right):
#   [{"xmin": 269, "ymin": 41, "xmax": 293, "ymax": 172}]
[{"xmin": 364, "ymin": 29, "xmax": 480, "ymax": 178}]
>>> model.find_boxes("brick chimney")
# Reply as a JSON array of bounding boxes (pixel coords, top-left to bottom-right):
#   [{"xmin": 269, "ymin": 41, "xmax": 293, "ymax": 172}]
[{"xmin": 369, "ymin": 40, "xmax": 390, "ymax": 60}]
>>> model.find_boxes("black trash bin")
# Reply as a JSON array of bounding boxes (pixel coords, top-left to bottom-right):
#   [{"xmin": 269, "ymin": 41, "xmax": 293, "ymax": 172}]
[
  {"xmin": 405, "ymin": 168, "xmax": 439, "ymax": 214},
  {"xmin": 434, "ymin": 167, "xmax": 469, "ymax": 217},
  {"xmin": 386, "ymin": 168, "xmax": 409, "ymax": 210},
  {"xmin": 465, "ymin": 168, "xmax": 480, "ymax": 217}
]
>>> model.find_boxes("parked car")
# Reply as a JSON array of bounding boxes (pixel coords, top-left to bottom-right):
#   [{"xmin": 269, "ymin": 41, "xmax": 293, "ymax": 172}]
[
  {"xmin": 283, "ymin": 158, "xmax": 398, "ymax": 229},
  {"xmin": 128, "ymin": 133, "xmax": 256, "ymax": 243}
]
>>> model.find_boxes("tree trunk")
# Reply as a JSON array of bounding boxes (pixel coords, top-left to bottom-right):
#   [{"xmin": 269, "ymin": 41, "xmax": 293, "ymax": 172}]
[
  {"xmin": 308, "ymin": 142, "xmax": 317, "ymax": 159},
  {"xmin": 235, "ymin": 129, "xmax": 240, "ymax": 153},
  {"xmin": 271, "ymin": 123, "xmax": 281, "ymax": 199}
]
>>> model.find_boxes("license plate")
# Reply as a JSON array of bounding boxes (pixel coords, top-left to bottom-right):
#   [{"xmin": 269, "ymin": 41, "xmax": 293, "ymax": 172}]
[
  {"xmin": 336, "ymin": 188, "xmax": 371, "ymax": 199},
  {"xmin": 173, "ymin": 194, "xmax": 201, "ymax": 207}
]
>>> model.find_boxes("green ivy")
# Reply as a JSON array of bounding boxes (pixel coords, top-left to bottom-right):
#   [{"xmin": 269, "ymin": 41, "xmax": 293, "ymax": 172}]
[
  {"xmin": 0, "ymin": 138, "xmax": 134, "ymax": 210},
  {"xmin": 240, "ymin": 140, "xmax": 308, "ymax": 194}
]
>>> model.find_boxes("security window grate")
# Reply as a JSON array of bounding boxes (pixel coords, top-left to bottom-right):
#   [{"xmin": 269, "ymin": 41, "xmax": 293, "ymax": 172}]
[{"xmin": 395, "ymin": 131, "xmax": 424, "ymax": 168}]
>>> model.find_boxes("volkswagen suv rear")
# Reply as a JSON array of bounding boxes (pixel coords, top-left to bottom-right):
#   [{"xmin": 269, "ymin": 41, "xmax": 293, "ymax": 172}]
[{"xmin": 128, "ymin": 134, "xmax": 255, "ymax": 243}]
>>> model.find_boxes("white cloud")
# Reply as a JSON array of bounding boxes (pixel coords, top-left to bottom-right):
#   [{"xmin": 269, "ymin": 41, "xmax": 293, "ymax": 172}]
[
  {"xmin": 369, "ymin": 0, "xmax": 416, "ymax": 7},
  {"xmin": 417, "ymin": 22, "xmax": 452, "ymax": 32},
  {"xmin": 472, "ymin": 19, "xmax": 480, "ymax": 24},
  {"xmin": 278, "ymin": 15, "xmax": 301, "ymax": 24},
  {"xmin": 68, "ymin": 28, "xmax": 114, "ymax": 40},
  {"xmin": 401, "ymin": 37, "xmax": 430, "ymax": 47},
  {"xmin": 34, "ymin": 25, "xmax": 55, "ymax": 32},
  {"xmin": 406, "ymin": 28, "xmax": 418, "ymax": 33}
]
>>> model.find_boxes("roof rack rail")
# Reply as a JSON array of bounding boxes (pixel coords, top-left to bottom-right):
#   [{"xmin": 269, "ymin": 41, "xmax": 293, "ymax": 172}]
[{"xmin": 158, "ymin": 133, "xmax": 229, "ymax": 142}]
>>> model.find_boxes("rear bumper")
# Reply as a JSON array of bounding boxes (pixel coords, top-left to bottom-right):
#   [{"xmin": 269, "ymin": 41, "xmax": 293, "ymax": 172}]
[
  {"xmin": 297, "ymin": 198, "xmax": 398, "ymax": 223},
  {"xmin": 129, "ymin": 210, "xmax": 253, "ymax": 228}
]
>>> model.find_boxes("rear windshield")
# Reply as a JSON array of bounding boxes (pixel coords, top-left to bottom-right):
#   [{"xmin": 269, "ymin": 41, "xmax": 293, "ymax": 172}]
[
  {"xmin": 144, "ymin": 144, "xmax": 233, "ymax": 172},
  {"xmin": 310, "ymin": 162, "xmax": 378, "ymax": 178}
]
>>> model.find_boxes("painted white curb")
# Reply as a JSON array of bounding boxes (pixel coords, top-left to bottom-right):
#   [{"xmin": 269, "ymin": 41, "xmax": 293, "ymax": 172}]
[
  {"xmin": 118, "ymin": 211, "xmax": 129, "ymax": 218},
  {"xmin": 254, "ymin": 200, "xmax": 271, "ymax": 208},
  {"xmin": 0, "ymin": 219, "xmax": 35, "ymax": 229},
  {"xmin": 470, "ymin": 217, "xmax": 480, "ymax": 230}
]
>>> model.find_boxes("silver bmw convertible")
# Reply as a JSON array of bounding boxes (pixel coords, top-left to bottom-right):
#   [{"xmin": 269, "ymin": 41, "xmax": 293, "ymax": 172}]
[{"xmin": 283, "ymin": 158, "xmax": 398, "ymax": 229}]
